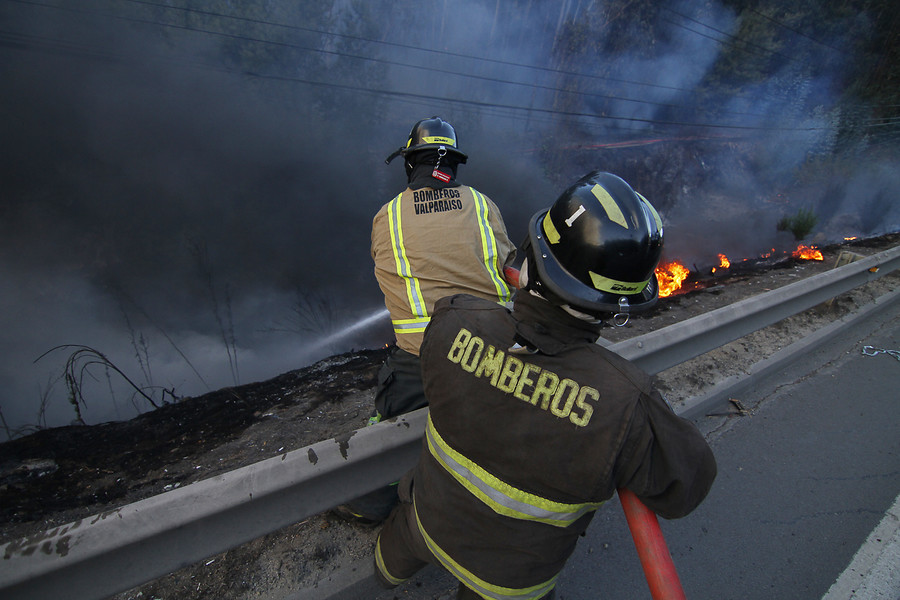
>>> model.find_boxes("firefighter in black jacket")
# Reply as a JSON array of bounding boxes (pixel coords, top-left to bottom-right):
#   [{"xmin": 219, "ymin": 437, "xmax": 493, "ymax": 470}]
[{"xmin": 374, "ymin": 171, "xmax": 717, "ymax": 599}]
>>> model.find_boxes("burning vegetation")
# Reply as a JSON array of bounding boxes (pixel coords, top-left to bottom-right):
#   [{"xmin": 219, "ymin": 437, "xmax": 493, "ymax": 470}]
[
  {"xmin": 655, "ymin": 260, "xmax": 692, "ymax": 298},
  {"xmin": 793, "ymin": 245, "xmax": 824, "ymax": 261},
  {"xmin": 711, "ymin": 254, "xmax": 730, "ymax": 274},
  {"xmin": 656, "ymin": 244, "xmax": 826, "ymax": 298}
]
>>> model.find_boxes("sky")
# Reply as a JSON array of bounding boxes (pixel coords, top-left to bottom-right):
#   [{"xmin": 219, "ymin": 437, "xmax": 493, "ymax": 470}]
[{"xmin": 1, "ymin": 0, "xmax": 897, "ymax": 437}]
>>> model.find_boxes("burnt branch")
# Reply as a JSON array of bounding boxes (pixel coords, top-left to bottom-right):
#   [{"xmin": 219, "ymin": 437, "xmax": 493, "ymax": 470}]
[{"xmin": 35, "ymin": 345, "xmax": 162, "ymax": 424}]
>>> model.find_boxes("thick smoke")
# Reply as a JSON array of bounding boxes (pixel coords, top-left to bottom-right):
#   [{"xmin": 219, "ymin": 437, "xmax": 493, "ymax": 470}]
[{"xmin": 0, "ymin": 1, "xmax": 895, "ymax": 437}]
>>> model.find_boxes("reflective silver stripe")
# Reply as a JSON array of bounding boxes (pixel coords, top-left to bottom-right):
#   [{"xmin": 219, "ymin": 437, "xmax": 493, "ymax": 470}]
[
  {"xmin": 414, "ymin": 498, "xmax": 557, "ymax": 600},
  {"xmin": 392, "ymin": 317, "xmax": 431, "ymax": 334},
  {"xmin": 425, "ymin": 415, "xmax": 603, "ymax": 527}
]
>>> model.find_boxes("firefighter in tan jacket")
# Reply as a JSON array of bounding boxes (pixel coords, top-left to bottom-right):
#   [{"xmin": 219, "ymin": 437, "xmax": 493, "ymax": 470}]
[
  {"xmin": 371, "ymin": 116, "xmax": 517, "ymax": 421},
  {"xmin": 335, "ymin": 117, "xmax": 517, "ymax": 525}
]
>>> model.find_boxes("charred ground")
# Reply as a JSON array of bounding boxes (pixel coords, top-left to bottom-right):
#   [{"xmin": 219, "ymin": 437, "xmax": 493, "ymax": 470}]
[{"xmin": 1, "ymin": 233, "xmax": 898, "ymax": 599}]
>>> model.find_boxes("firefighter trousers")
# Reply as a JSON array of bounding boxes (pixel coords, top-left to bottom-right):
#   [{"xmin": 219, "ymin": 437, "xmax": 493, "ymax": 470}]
[
  {"xmin": 338, "ymin": 347, "xmax": 426, "ymax": 523},
  {"xmin": 374, "ymin": 346, "xmax": 427, "ymax": 419},
  {"xmin": 375, "ymin": 474, "xmax": 556, "ymax": 600}
]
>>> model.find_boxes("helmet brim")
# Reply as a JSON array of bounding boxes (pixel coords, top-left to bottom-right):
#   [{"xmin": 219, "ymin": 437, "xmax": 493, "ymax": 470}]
[
  {"xmin": 527, "ymin": 210, "xmax": 658, "ymax": 314},
  {"xmin": 402, "ymin": 145, "xmax": 468, "ymax": 163}
]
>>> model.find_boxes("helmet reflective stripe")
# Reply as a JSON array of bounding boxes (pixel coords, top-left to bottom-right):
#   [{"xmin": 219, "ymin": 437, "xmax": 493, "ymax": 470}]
[
  {"xmin": 591, "ymin": 184, "xmax": 628, "ymax": 229},
  {"xmin": 421, "ymin": 135, "xmax": 455, "ymax": 146},
  {"xmin": 541, "ymin": 211, "xmax": 561, "ymax": 244},
  {"xmin": 414, "ymin": 499, "xmax": 558, "ymax": 600},
  {"xmin": 392, "ymin": 317, "xmax": 430, "ymax": 335},
  {"xmin": 425, "ymin": 415, "xmax": 603, "ymax": 527},
  {"xmin": 637, "ymin": 192, "xmax": 664, "ymax": 232},
  {"xmin": 588, "ymin": 271, "xmax": 650, "ymax": 294},
  {"xmin": 472, "ymin": 190, "xmax": 513, "ymax": 302},
  {"xmin": 374, "ymin": 536, "xmax": 409, "ymax": 586},
  {"xmin": 387, "ymin": 194, "xmax": 428, "ymax": 321}
]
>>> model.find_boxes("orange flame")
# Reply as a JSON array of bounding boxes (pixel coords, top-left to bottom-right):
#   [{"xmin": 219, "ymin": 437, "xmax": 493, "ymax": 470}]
[
  {"xmin": 718, "ymin": 253, "xmax": 730, "ymax": 269},
  {"xmin": 793, "ymin": 245, "xmax": 823, "ymax": 261},
  {"xmin": 712, "ymin": 253, "xmax": 730, "ymax": 274},
  {"xmin": 656, "ymin": 260, "xmax": 690, "ymax": 298}
]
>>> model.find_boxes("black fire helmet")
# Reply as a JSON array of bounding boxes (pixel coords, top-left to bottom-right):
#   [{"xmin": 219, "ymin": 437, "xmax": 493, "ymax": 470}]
[
  {"xmin": 521, "ymin": 171, "xmax": 664, "ymax": 315},
  {"xmin": 385, "ymin": 116, "xmax": 469, "ymax": 165}
]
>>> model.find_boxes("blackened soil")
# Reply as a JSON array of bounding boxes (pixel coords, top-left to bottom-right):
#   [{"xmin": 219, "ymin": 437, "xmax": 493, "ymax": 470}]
[{"xmin": 0, "ymin": 347, "xmax": 388, "ymax": 543}]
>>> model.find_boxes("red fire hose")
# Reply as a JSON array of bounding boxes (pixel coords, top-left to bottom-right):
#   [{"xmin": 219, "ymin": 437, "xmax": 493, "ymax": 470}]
[
  {"xmin": 618, "ymin": 488, "xmax": 687, "ymax": 600},
  {"xmin": 503, "ymin": 266, "xmax": 687, "ymax": 599},
  {"xmin": 503, "ymin": 266, "xmax": 521, "ymax": 289}
]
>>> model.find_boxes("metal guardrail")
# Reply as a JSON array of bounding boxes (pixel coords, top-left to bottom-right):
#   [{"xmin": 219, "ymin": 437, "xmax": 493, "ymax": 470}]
[{"xmin": 1, "ymin": 244, "xmax": 898, "ymax": 600}]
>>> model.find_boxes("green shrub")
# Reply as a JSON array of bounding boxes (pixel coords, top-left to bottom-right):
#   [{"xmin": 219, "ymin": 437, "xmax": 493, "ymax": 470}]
[{"xmin": 777, "ymin": 208, "xmax": 818, "ymax": 241}]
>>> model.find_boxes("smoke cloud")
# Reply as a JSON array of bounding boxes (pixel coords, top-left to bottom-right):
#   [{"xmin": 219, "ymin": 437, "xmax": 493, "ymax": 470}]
[{"xmin": 1, "ymin": 0, "xmax": 896, "ymax": 437}]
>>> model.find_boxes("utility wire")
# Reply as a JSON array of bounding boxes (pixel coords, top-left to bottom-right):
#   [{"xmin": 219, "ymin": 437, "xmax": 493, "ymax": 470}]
[
  {"xmin": 746, "ymin": 6, "xmax": 849, "ymax": 56},
  {"xmin": 661, "ymin": 5, "xmax": 797, "ymax": 63},
  {"xmin": 138, "ymin": 0, "xmax": 859, "ymax": 108},
  {"xmin": 110, "ymin": 10, "xmax": 778, "ymax": 122},
  {"xmin": 7, "ymin": 0, "xmax": 771, "ymax": 102},
  {"xmin": 116, "ymin": 0, "xmax": 781, "ymax": 122},
  {"xmin": 0, "ymin": 25, "xmax": 839, "ymax": 134},
  {"xmin": 3, "ymin": 0, "xmax": 833, "ymax": 126},
  {"xmin": 2, "ymin": 0, "xmax": 886, "ymax": 136},
  {"xmin": 241, "ymin": 65, "xmax": 834, "ymax": 133},
  {"xmin": 117, "ymin": 0, "xmax": 704, "ymax": 95},
  {"xmin": 659, "ymin": 19, "xmax": 778, "ymax": 64},
  {"xmin": 12, "ymin": 0, "xmax": 879, "ymax": 122}
]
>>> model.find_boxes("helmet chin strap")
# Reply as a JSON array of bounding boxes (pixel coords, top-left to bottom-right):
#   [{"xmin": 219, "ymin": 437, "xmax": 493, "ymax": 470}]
[
  {"xmin": 384, "ymin": 147, "xmax": 404, "ymax": 164},
  {"xmin": 561, "ymin": 304, "xmax": 604, "ymax": 324},
  {"xmin": 518, "ymin": 257, "xmax": 530, "ymax": 288}
]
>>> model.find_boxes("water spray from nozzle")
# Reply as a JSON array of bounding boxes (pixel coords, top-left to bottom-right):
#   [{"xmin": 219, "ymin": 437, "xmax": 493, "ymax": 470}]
[{"xmin": 303, "ymin": 307, "xmax": 390, "ymax": 354}]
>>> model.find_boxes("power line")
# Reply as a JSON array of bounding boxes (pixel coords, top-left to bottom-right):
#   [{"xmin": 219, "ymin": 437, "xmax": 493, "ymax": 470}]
[
  {"xmin": 7, "ymin": 0, "xmax": 773, "ymax": 119},
  {"xmin": 660, "ymin": 6, "xmax": 796, "ymax": 64},
  {"xmin": 116, "ymin": 0, "xmax": 708, "ymax": 95},
  {"xmin": 237, "ymin": 64, "xmax": 836, "ymax": 133},
  {"xmin": 0, "ymin": 1, "xmax": 786, "ymax": 124},
  {"xmin": 9, "ymin": 0, "xmax": 846, "ymax": 125},
  {"xmin": 746, "ymin": 6, "xmax": 848, "ymax": 56},
  {"xmin": 1, "ymin": 0, "xmax": 880, "ymax": 137},
  {"xmin": 1, "ymin": 23, "xmax": 837, "ymax": 136}
]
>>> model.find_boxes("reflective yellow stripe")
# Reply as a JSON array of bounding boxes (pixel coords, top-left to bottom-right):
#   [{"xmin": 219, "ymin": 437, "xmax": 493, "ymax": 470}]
[
  {"xmin": 541, "ymin": 212, "xmax": 560, "ymax": 244},
  {"xmin": 636, "ymin": 192, "xmax": 663, "ymax": 232},
  {"xmin": 591, "ymin": 184, "xmax": 628, "ymax": 229},
  {"xmin": 393, "ymin": 317, "xmax": 431, "ymax": 334},
  {"xmin": 425, "ymin": 415, "xmax": 603, "ymax": 527},
  {"xmin": 388, "ymin": 193, "xmax": 428, "ymax": 319},
  {"xmin": 472, "ymin": 190, "xmax": 513, "ymax": 302},
  {"xmin": 414, "ymin": 498, "xmax": 557, "ymax": 599},
  {"xmin": 375, "ymin": 535, "xmax": 409, "ymax": 586},
  {"xmin": 421, "ymin": 135, "xmax": 455, "ymax": 145},
  {"xmin": 587, "ymin": 271, "xmax": 650, "ymax": 294}
]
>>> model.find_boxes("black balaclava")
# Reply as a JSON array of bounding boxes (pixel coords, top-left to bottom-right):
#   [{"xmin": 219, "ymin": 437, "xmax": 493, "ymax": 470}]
[{"xmin": 406, "ymin": 150, "xmax": 463, "ymax": 190}]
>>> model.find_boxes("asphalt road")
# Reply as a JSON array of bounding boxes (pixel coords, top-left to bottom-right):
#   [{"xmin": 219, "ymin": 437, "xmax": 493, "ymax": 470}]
[
  {"xmin": 325, "ymin": 294, "xmax": 900, "ymax": 600},
  {"xmin": 555, "ymin": 296, "xmax": 900, "ymax": 599}
]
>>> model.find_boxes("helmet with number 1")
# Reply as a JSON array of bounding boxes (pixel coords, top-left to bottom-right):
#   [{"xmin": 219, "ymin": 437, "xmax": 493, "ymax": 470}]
[
  {"xmin": 522, "ymin": 171, "xmax": 664, "ymax": 315},
  {"xmin": 385, "ymin": 116, "xmax": 468, "ymax": 164}
]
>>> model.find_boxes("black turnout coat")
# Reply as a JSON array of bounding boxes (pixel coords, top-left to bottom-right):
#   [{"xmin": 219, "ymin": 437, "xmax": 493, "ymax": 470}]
[{"xmin": 410, "ymin": 292, "xmax": 717, "ymax": 590}]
